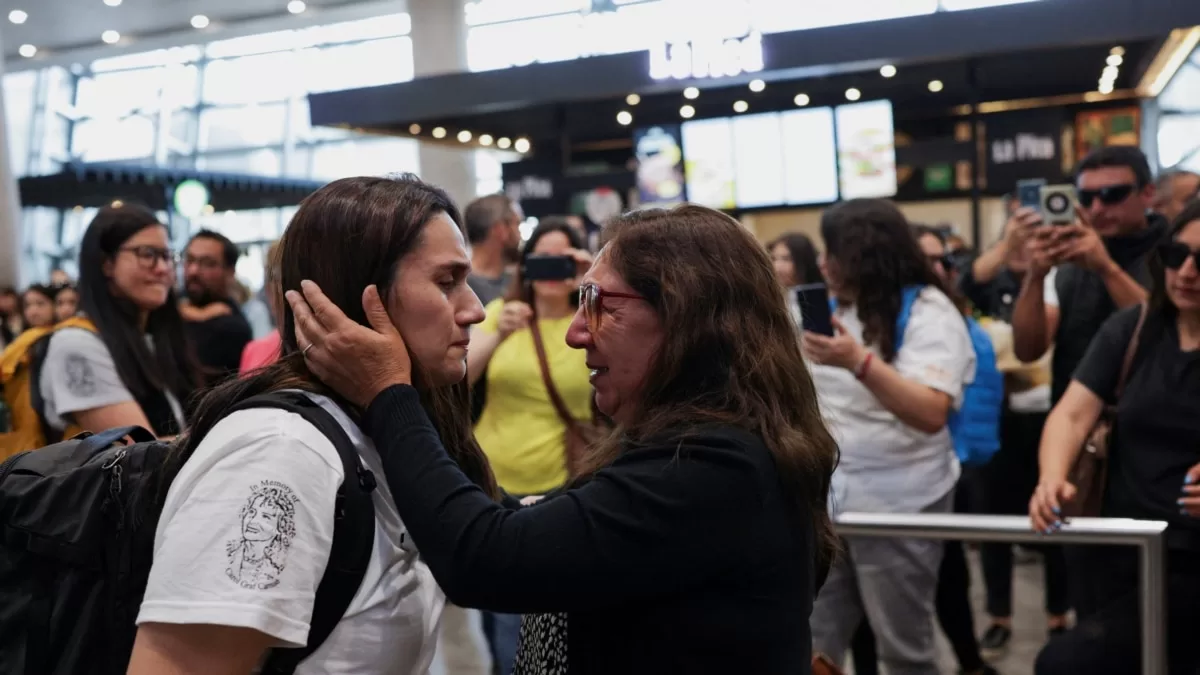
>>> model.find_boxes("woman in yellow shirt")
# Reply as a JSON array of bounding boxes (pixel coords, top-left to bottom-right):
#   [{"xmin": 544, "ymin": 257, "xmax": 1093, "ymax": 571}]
[{"xmin": 465, "ymin": 219, "xmax": 593, "ymax": 674}]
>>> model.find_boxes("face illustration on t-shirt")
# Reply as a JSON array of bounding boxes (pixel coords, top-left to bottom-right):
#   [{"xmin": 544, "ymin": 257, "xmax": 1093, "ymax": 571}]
[{"xmin": 225, "ymin": 481, "xmax": 299, "ymax": 591}]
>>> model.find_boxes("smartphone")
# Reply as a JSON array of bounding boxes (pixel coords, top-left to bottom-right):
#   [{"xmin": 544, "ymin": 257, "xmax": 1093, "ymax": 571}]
[
  {"xmin": 1040, "ymin": 184, "xmax": 1078, "ymax": 226},
  {"xmin": 1016, "ymin": 178, "xmax": 1046, "ymax": 211},
  {"xmin": 523, "ymin": 255, "xmax": 577, "ymax": 281},
  {"xmin": 796, "ymin": 283, "xmax": 835, "ymax": 337}
]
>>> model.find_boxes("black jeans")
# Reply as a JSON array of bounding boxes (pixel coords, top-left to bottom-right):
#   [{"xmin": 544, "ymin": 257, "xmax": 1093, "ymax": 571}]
[
  {"xmin": 936, "ymin": 482, "xmax": 985, "ymax": 674},
  {"xmin": 980, "ymin": 409, "xmax": 1070, "ymax": 617},
  {"xmin": 1037, "ymin": 546, "xmax": 1200, "ymax": 675}
]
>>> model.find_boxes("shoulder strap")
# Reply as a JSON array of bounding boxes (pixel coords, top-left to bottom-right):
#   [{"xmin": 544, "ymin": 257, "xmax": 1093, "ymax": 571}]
[
  {"xmin": 1114, "ymin": 304, "xmax": 1149, "ymax": 399},
  {"xmin": 236, "ymin": 391, "xmax": 377, "ymax": 675},
  {"xmin": 529, "ymin": 319, "xmax": 580, "ymax": 432},
  {"xmin": 892, "ymin": 285, "xmax": 924, "ymax": 353}
]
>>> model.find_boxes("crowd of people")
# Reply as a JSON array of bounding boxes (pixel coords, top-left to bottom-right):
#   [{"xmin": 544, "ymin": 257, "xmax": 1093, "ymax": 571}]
[{"xmin": 0, "ymin": 146, "xmax": 1197, "ymax": 675}]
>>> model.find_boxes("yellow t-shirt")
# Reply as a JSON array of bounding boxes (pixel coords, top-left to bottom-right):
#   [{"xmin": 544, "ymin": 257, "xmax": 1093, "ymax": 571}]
[{"xmin": 474, "ymin": 299, "xmax": 593, "ymax": 495}]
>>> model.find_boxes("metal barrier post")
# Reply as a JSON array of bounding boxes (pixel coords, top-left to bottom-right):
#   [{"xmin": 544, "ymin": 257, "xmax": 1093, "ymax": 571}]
[{"xmin": 834, "ymin": 513, "xmax": 1169, "ymax": 675}]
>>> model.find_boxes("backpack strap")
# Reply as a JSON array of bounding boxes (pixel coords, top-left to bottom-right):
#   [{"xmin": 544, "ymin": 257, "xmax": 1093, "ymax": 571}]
[
  {"xmin": 230, "ymin": 391, "xmax": 377, "ymax": 675},
  {"xmin": 892, "ymin": 285, "xmax": 924, "ymax": 354}
]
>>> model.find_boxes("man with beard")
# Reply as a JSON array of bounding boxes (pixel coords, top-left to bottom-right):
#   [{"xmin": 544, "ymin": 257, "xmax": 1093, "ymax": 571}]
[
  {"xmin": 465, "ymin": 194, "xmax": 524, "ymax": 305},
  {"xmin": 180, "ymin": 230, "xmax": 253, "ymax": 386}
]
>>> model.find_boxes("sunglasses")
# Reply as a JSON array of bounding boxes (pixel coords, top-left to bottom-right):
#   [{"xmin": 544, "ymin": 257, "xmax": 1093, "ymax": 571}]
[
  {"xmin": 1078, "ymin": 184, "xmax": 1136, "ymax": 209},
  {"xmin": 926, "ymin": 253, "xmax": 955, "ymax": 271},
  {"xmin": 579, "ymin": 282, "xmax": 643, "ymax": 332},
  {"xmin": 1159, "ymin": 241, "xmax": 1200, "ymax": 271}
]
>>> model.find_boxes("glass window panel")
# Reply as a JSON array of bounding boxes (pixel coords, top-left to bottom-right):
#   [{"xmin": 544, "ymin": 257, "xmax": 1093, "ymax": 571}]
[
  {"xmin": 43, "ymin": 67, "xmax": 75, "ymax": 115},
  {"xmin": 192, "ymin": 208, "xmax": 280, "ymax": 244},
  {"xmin": 1159, "ymin": 62, "xmax": 1200, "ymax": 113},
  {"xmin": 203, "ymin": 53, "xmax": 303, "ymax": 105},
  {"xmin": 206, "ymin": 30, "xmax": 303, "ymax": 59},
  {"xmin": 31, "ymin": 113, "xmax": 72, "ymax": 174},
  {"xmin": 71, "ymin": 115, "xmax": 156, "ymax": 162},
  {"xmin": 168, "ymin": 111, "xmax": 196, "ymax": 152},
  {"xmin": 309, "ymin": 137, "xmax": 420, "ymax": 180},
  {"xmin": 305, "ymin": 38, "xmax": 414, "ymax": 93},
  {"xmin": 61, "ymin": 207, "xmax": 99, "ymax": 254},
  {"xmin": 4, "ymin": 71, "xmax": 37, "ymax": 175},
  {"xmin": 283, "ymin": 146, "xmax": 313, "ymax": 178},
  {"xmin": 307, "ymin": 13, "xmax": 412, "ymax": 44},
  {"xmin": 76, "ymin": 68, "xmax": 166, "ymax": 119},
  {"xmin": 161, "ymin": 64, "xmax": 201, "ymax": 110},
  {"xmin": 198, "ymin": 103, "xmax": 287, "ymax": 150},
  {"xmin": 91, "ymin": 45, "xmax": 203, "ymax": 73},
  {"xmin": 196, "ymin": 148, "xmax": 283, "ymax": 176},
  {"xmin": 1158, "ymin": 114, "xmax": 1200, "ymax": 169}
]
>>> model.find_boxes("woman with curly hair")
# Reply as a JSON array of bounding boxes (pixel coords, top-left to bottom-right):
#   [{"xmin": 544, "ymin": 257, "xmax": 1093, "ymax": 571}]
[{"xmin": 803, "ymin": 198, "xmax": 976, "ymax": 675}]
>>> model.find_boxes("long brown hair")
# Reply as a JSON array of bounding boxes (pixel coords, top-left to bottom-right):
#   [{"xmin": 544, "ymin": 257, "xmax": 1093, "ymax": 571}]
[
  {"xmin": 169, "ymin": 175, "xmax": 497, "ymax": 497},
  {"xmin": 578, "ymin": 204, "xmax": 840, "ymax": 575},
  {"xmin": 821, "ymin": 199, "xmax": 953, "ymax": 362}
]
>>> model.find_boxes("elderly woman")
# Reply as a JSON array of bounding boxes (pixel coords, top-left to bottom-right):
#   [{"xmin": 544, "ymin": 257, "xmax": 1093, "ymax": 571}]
[{"xmin": 288, "ymin": 204, "xmax": 839, "ymax": 674}]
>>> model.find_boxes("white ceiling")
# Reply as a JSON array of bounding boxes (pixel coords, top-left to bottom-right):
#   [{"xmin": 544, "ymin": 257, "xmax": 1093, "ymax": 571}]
[{"xmin": 0, "ymin": 0, "xmax": 406, "ymax": 68}]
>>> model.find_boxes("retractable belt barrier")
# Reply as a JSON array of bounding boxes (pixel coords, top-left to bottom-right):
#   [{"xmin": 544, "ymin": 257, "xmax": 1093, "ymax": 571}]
[{"xmin": 835, "ymin": 512, "xmax": 1168, "ymax": 675}]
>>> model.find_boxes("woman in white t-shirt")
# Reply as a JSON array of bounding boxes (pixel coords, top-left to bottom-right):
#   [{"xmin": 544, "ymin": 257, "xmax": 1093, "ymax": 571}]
[
  {"xmin": 127, "ymin": 175, "xmax": 499, "ymax": 675},
  {"xmin": 41, "ymin": 204, "xmax": 199, "ymax": 438},
  {"xmin": 802, "ymin": 199, "xmax": 975, "ymax": 675}
]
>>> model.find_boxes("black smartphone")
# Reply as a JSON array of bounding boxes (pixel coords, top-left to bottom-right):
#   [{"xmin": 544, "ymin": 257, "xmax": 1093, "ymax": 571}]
[
  {"xmin": 796, "ymin": 283, "xmax": 835, "ymax": 337},
  {"xmin": 1017, "ymin": 178, "xmax": 1046, "ymax": 211},
  {"xmin": 523, "ymin": 255, "xmax": 577, "ymax": 281}
]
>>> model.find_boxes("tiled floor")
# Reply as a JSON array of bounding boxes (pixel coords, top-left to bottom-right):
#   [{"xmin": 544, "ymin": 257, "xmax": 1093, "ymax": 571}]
[{"xmin": 430, "ymin": 547, "xmax": 1050, "ymax": 675}]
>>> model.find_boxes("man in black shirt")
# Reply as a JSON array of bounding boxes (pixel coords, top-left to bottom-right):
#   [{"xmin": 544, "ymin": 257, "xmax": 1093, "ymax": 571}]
[
  {"xmin": 1012, "ymin": 146, "xmax": 1166, "ymax": 403},
  {"xmin": 180, "ymin": 230, "xmax": 252, "ymax": 385}
]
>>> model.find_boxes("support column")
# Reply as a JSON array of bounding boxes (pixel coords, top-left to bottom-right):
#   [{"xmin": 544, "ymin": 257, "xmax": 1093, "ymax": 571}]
[
  {"xmin": 408, "ymin": 0, "xmax": 478, "ymax": 207},
  {"xmin": 0, "ymin": 32, "xmax": 26, "ymax": 287}
]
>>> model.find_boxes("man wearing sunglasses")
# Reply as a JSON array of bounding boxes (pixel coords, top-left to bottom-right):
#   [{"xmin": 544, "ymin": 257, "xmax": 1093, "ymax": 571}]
[{"xmin": 1012, "ymin": 146, "xmax": 1165, "ymax": 403}]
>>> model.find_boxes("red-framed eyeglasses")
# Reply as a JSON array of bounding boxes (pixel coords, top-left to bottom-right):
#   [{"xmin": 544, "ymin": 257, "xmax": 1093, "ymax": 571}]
[{"xmin": 579, "ymin": 282, "xmax": 644, "ymax": 331}]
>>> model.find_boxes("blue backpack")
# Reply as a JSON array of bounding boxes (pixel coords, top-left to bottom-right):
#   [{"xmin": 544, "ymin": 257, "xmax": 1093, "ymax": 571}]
[{"xmin": 895, "ymin": 286, "xmax": 1003, "ymax": 467}]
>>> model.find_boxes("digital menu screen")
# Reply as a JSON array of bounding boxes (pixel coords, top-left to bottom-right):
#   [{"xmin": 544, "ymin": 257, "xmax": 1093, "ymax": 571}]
[
  {"xmin": 633, "ymin": 125, "xmax": 685, "ymax": 206},
  {"xmin": 780, "ymin": 107, "xmax": 840, "ymax": 205},
  {"xmin": 835, "ymin": 100, "xmax": 898, "ymax": 199},
  {"xmin": 681, "ymin": 118, "xmax": 736, "ymax": 209},
  {"xmin": 731, "ymin": 113, "xmax": 786, "ymax": 209}
]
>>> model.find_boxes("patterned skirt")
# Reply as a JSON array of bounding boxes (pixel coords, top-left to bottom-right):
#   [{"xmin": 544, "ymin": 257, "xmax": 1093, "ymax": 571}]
[{"xmin": 512, "ymin": 612, "xmax": 569, "ymax": 675}]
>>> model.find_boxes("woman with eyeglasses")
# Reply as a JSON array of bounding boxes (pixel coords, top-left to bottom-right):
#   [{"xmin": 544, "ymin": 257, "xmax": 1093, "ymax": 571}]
[
  {"xmin": 1031, "ymin": 199, "xmax": 1200, "ymax": 675},
  {"xmin": 38, "ymin": 203, "xmax": 200, "ymax": 439},
  {"xmin": 286, "ymin": 203, "xmax": 838, "ymax": 674}
]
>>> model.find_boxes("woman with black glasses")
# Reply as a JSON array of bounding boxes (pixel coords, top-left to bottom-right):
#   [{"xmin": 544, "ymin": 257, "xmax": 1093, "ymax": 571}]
[
  {"xmin": 38, "ymin": 203, "xmax": 200, "ymax": 439},
  {"xmin": 1031, "ymin": 199, "xmax": 1200, "ymax": 675}
]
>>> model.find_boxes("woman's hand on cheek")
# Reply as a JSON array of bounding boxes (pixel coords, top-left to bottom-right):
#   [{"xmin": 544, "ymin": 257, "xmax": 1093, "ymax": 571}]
[{"xmin": 287, "ymin": 280, "xmax": 412, "ymax": 408}]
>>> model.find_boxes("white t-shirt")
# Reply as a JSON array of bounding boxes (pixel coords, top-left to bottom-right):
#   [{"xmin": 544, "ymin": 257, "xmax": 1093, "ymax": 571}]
[
  {"xmin": 38, "ymin": 328, "xmax": 185, "ymax": 432},
  {"xmin": 811, "ymin": 287, "xmax": 975, "ymax": 514},
  {"xmin": 137, "ymin": 392, "xmax": 443, "ymax": 675},
  {"xmin": 1043, "ymin": 267, "xmax": 1060, "ymax": 307}
]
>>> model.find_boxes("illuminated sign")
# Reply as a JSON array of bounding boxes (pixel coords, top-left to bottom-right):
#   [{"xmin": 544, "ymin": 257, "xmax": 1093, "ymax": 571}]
[{"xmin": 649, "ymin": 31, "xmax": 764, "ymax": 81}]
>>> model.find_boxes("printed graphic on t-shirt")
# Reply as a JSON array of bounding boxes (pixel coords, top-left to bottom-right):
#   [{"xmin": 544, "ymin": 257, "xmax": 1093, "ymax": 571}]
[
  {"xmin": 225, "ymin": 480, "xmax": 299, "ymax": 590},
  {"xmin": 64, "ymin": 354, "xmax": 97, "ymax": 397}
]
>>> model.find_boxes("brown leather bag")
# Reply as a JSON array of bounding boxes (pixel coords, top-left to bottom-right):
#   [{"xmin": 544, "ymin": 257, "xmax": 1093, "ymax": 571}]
[
  {"xmin": 1068, "ymin": 303, "xmax": 1148, "ymax": 517},
  {"xmin": 529, "ymin": 319, "xmax": 605, "ymax": 477}
]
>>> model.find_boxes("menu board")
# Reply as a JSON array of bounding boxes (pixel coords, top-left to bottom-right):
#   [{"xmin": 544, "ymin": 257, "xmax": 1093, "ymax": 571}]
[
  {"xmin": 681, "ymin": 118, "xmax": 736, "ymax": 209},
  {"xmin": 633, "ymin": 125, "xmax": 685, "ymax": 206},
  {"xmin": 731, "ymin": 113, "xmax": 787, "ymax": 208},
  {"xmin": 835, "ymin": 100, "xmax": 898, "ymax": 199},
  {"xmin": 781, "ymin": 107, "xmax": 839, "ymax": 206}
]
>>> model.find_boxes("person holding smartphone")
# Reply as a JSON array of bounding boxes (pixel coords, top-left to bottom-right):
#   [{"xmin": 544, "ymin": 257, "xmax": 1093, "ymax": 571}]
[
  {"xmin": 464, "ymin": 220, "xmax": 593, "ymax": 675},
  {"xmin": 803, "ymin": 199, "xmax": 975, "ymax": 675}
]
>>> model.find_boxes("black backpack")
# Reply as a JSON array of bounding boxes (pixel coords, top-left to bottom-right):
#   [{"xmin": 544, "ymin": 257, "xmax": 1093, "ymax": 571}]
[{"xmin": 0, "ymin": 391, "xmax": 377, "ymax": 675}]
